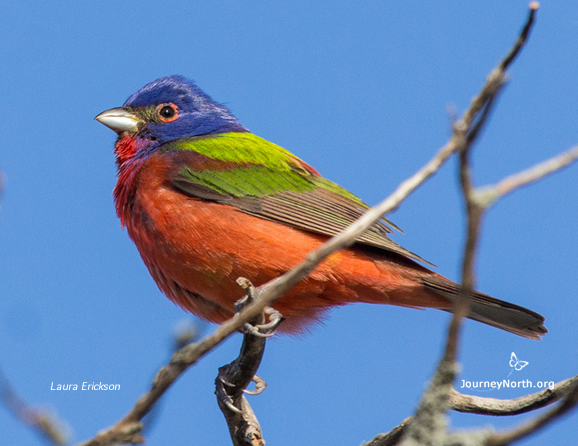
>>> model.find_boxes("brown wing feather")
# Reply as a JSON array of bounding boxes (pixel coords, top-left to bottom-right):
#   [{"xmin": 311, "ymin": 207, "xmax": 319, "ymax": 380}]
[
  {"xmin": 257, "ymin": 189, "xmax": 432, "ymax": 264},
  {"xmin": 172, "ymin": 177, "xmax": 432, "ymax": 264}
]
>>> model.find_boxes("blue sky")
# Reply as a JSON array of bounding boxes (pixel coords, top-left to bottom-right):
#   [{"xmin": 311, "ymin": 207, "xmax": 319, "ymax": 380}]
[{"xmin": 1, "ymin": 1, "xmax": 577, "ymax": 445}]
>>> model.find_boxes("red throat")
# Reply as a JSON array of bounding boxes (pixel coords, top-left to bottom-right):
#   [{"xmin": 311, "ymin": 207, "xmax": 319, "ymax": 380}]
[{"xmin": 113, "ymin": 134, "xmax": 144, "ymax": 228}]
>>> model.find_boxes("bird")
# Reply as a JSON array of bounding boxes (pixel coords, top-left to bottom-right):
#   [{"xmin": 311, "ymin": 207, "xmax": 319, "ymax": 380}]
[{"xmin": 96, "ymin": 75, "xmax": 546, "ymax": 339}]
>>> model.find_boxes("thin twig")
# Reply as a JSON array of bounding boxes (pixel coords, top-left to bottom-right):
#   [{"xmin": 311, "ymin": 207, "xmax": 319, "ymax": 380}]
[
  {"xmin": 444, "ymin": 0, "xmax": 540, "ymax": 368},
  {"xmin": 450, "ymin": 374, "xmax": 578, "ymax": 416},
  {"xmin": 363, "ymin": 374, "xmax": 578, "ymax": 445},
  {"xmin": 360, "ymin": 418, "xmax": 413, "ymax": 446},
  {"xmin": 487, "ymin": 379, "xmax": 578, "ymax": 446},
  {"xmin": 0, "ymin": 366, "xmax": 69, "ymax": 446},
  {"xmin": 140, "ymin": 319, "xmax": 203, "ymax": 437},
  {"xmin": 475, "ymin": 145, "xmax": 578, "ymax": 208},
  {"xmin": 499, "ymin": 1, "xmax": 539, "ymax": 70},
  {"xmin": 399, "ymin": 5, "xmax": 539, "ymax": 446},
  {"xmin": 442, "ymin": 129, "xmax": 482, "ymax": 364}
]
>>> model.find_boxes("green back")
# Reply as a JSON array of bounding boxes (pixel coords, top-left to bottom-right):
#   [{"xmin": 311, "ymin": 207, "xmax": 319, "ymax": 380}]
[{"xmin": 164, "ymin": 132, "xmax": 428, "ymax": 263}]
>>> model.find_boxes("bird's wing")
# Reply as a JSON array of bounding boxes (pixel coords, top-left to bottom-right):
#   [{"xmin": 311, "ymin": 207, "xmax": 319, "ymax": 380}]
[{"xmin": 163, "ymin": 132, "xmax": 431, "ymax": 264}]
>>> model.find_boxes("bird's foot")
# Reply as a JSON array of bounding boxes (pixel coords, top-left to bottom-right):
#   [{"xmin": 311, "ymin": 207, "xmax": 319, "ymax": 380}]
[
  {"xmin": 243, "ymin": 306, "xmax": 283, "ymax": 337},
  {"xmin": 235, "ymin": 277, "xmax": 284, "ymax": 336},
  {"xmin": 216, "ymin": 375, "xmax": 243, "ymax": 414}
]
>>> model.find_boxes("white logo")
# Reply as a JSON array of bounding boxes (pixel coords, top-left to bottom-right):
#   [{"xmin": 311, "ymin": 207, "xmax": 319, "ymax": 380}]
[
  {"xmin": 460, "ymin": 352, "xmax": 553, "ymax": 392},
  {"xmin": 507, "ymin": 352, "xmax": 529, "ymax": 377}
]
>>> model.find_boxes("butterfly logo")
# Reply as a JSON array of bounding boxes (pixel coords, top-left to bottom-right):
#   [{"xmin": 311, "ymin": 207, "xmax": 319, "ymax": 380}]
[{"xmin": 507, "ymin": 352, "xmax": 529, "ymax": 377}]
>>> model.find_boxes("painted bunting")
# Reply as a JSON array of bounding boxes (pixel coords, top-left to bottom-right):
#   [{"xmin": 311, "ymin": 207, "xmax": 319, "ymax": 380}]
[{"xmin": 96, "ymin": 75, "xmax": 546, "ymax": 339}]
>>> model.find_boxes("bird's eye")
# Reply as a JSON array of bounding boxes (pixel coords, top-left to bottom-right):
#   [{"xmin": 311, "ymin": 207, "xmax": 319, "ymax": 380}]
[{"xmin": 157, "ymin": 103, "xmax": 179, "ymax": 122}]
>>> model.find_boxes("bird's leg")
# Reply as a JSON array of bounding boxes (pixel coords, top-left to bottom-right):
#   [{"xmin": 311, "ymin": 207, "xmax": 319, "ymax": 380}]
[
  {"xmin": 235, "ymin": 278, "xmax": 284, "ymax": 337},
  {"xmin": 216, "ymin": 278, "xmax": 281, "ymax": 418}
]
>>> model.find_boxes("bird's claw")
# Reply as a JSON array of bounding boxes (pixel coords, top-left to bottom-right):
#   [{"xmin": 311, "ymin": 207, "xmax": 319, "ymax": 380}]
[
  {"xmin": 216, "ymin": 373, "xmax": 267, "ymax": 414},
  {"xmin": 216, "ymin": 375, "xmax": 244, "ymax": 414},
  {"xmin": 243, "ymin": 323, "xmax": 275, "ymax": 338},
  {"xmin": 224, "ymin": 397, "xmax": 243, "ymax": 414},
  {"xmin": 243, "ymin": 375, "xmax": 267, "ymax": 395},
  {"xmin": 219, "ymin": 377, "xmax": 236, "ymax": 388},
  {"xmin": 243, "ymin": 307, "xmax": 284, "ymax": 337},
  {"xmin": 260, "ymin": 307, "xmax": 283, "ymax": 331}
]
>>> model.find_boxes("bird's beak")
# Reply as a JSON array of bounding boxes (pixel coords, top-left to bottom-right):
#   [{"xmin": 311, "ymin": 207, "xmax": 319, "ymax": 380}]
[{"xmin": 95, "ymin": 108, "xmax": 142, "ymax": 134}]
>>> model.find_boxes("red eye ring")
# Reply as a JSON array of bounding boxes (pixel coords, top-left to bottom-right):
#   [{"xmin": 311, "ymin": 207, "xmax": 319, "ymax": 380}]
[{"xmin": 157, "ymin": 103, "xmax": 179, "ymax": 122}]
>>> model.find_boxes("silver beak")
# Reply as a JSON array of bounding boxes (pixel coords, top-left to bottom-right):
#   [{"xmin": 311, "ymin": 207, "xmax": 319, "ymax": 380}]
[{"xmin": 95, "ymin": 107, "xmax": 142, "ymax": 134}]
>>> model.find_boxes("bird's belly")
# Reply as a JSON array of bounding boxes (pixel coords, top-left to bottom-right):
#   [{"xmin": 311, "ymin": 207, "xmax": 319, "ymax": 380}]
[
  {"xmin": 126, "ymin": 184, "xmax": 447, "ymax": 332},
  {"xmin": 127, "ymin": 185, "xmax": 340, "ymax": 324}
]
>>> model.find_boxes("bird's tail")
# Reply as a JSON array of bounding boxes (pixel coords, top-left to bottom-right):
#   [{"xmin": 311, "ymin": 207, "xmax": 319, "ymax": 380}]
[{"xmin": 420, "ymin": 276, "xmax": 547, "ymax": 340}]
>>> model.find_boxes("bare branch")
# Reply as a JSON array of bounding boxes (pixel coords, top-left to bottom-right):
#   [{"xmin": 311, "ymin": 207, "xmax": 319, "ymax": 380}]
[
  {"xmin": 450, "ymin": 374, "xmax": 578, "ymax": 416},
  {"xmin": 76, "ymin": 283, "xmax": 277, "ymax": 446},
  {"xmin": 443, "ymin": 0, "xmax": 540, "ymax": 368},
  {"xmin": 499, "ymin": 1, "xmax": 539, "ymax": 70},
  {"xmin": 75, "ymin": 312, "xmax": 258, "ymax": 445},
  {"xmin": 399, "ymin": 3, "xmax": 578, "ymax": 444},
  {"xmin": 487, "ymin": 379, "xmax": 578, "ymax": 445},
  {"xmin": 475, "ymin": 144, "xmax": 578, "ymax": 208},
  {"xmin": 360, "ymin": 418, "xmax": 412, "ymax": 446},
  {"xmin": 363, "ymin": 374, "xmax": 578, "ymax": 445},
  {"xmin": 217, "ymin": 393, "xmax": 265, "ymax": 446},
  {"xmin": 1, "ymin": 362, "xmax": 69, "ymax": 445}
]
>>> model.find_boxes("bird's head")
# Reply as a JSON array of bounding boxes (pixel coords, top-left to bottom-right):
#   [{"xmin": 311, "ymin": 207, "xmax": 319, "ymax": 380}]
[{"xmin": 96, "ymin": 75, "xmax": 248, "ymax": 159}]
